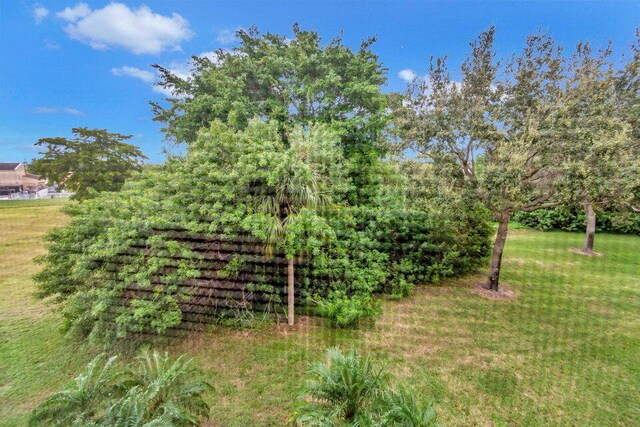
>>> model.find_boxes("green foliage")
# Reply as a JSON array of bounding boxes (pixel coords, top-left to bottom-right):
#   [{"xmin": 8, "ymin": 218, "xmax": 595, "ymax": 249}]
[
  {"xmin": 291, "ymin": 348, "xmax": 387, "ymax": 424},
  {"xmin": 30, "ymin": 128, "xmax": 147, "ymax": 200},
  {"xmin": 33, "ymin": 187, "xmax": 199, "ymax": 341},
  {"xmin": 378, "ymin": 386, "xmax": 439, "ymax": 427},
  {"xmin": 152, "ymin": 25, "xmax": 388, "ymax": 204},
  {"xmin": 290, "ymin": 348, "xmax": 438, "ymax": 426},
  {"xmin": 555, "ymin": 41, "xmax": 636, "ymax": 213},
  {"xmin": 35, "ymin": 119, "xmax": 490, "ymax": 339},
  {"xmin": 28, "ymin": 354, "xmax": 122, "ymax": 426},
  {"xmin": 512, "ymin": 206, "xmax": 640, "ymax": 235},
  {"xmin": 314, "ymin": 292, "xmax": 381, "ymax": 328},
  {"xmin": 30, "ymin": 349, "xmax": 212, "ymax": 427}
]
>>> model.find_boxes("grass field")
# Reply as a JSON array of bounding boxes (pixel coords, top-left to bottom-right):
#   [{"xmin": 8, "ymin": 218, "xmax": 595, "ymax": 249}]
[{"xmin": 1, "ymin": 199, "xmax": 638, "ymax": 426}]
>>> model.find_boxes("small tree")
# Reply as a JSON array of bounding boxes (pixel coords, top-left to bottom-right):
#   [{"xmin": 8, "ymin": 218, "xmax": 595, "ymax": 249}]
[
  {"xmin": 254, "ymin": 125, "xmax": 341, "ymax": 326},
  {"xmin": 394, "ymin": 28, "xmax": 564, "ymax": 291},
  {"xmin": 31, "ymin": 128, "xmax": 147, "ymax": 200},
  {"xmin": 556, "ymin": 42, "xmax": 635, "ymax": 255}
]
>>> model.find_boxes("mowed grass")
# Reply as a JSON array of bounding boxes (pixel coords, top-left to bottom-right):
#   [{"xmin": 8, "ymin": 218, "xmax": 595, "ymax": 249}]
[
  {"xmin": 1, "ymin": 199, "xmax": 638, "ymax": 426},
  {"xmin": 0, "ymin": 199, "xmax": 96, "ymax": 426}
]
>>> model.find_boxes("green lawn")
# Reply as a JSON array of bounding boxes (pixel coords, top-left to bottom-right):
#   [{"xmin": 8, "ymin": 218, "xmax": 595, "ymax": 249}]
[{"xmin": 1, "ymin": 199, "xmax": 638, "ymax": 426}]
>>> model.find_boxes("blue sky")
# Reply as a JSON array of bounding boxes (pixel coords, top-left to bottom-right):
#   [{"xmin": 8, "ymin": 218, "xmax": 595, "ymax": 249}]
[{"xmin": 1, "ymin": 1, "xmax": 639, "ymax": 163}]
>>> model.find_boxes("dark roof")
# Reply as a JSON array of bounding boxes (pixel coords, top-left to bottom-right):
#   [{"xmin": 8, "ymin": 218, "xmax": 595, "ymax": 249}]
[{"xmin": 0, "ymin": 162, "xmax": 21, "ymax": 171}]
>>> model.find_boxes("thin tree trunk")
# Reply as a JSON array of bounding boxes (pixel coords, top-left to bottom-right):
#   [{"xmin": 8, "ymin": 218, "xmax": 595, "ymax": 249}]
[
  {"xmin": 287, "ymin": 257, "xmax": 295, "ymax": 326},
  {"xmin": 485, "ymin": 209, "xmax": 510, "ymax": 291},
  {"xmin": 583, "ymin": 202, "xmax": 596, "ymax": 253}
]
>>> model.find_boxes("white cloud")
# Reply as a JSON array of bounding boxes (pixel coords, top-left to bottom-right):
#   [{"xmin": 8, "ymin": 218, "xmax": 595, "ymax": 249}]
[
  {"xmin": 216, "ymin": 28, "xmax": 241, "ymax": 45},
  {"xmin": 152, "ymin": 84, "xmax": 174, "ymax": 97},
  {"xmin": 398, "ymin": 69, "xmax": 417, "ymax": 83},
  {"xmin": 57, "ymin": 2, "xmax": 193, "ymax": 55},
  {"xmin": 56, "ymin": 3, "xmax": 90, "ymax": 22},
  {"xmin": 111, "ymin": 66, "xmax": 155, "ymax": 83},
  {"xmin": 33, "ymin": 106, "xmax": 85, "ymax": 115},
  {"xmin": 33, "ymin": 5, "xmax": 49, "ymax": 24}
]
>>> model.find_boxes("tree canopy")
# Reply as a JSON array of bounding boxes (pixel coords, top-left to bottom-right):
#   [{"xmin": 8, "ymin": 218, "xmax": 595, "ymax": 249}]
[
  {"xmin": 555, "ymin": 42, "xmax": 635, "ymax": 253},
  {"xmin": 151, "ymin": 25, "xmax": 388, "ymax": 204},
  {"xmin": 393, "ymin": 28, "xmax": 565, "ymax": 290},
  {"xmin": 31, "ymin": 128, "xmax": 147, "ymax": 200}
]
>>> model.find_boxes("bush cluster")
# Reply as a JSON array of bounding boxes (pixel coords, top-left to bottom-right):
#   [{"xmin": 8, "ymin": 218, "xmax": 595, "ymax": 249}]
[
  {"xmin": 34, "ymin": 121, "xmax": 491, "ymax": 339},
  {"xmin": 301, "ymin": 204, "xmax": 492, "ymax": 327},
  {"xmin": 512, "ymin": 206, "xmax": 640, "ymax": 235}
]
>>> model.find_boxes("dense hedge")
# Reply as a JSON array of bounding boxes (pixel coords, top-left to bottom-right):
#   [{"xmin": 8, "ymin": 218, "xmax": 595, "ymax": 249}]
[
  {"xmin": 512, "ymin": 206, "xmax": 640, "ymax": 235},
  {"xmin": 34, "ymin": 121, "xmax": 492, "ymax": 339}
]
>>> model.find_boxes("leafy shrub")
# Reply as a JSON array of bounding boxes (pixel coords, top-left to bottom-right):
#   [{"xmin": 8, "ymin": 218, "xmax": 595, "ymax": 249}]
[
  {"xmin": 512, "ymin": 206, "xmax": 640, "ymax": 235},
  {"xmin": 290, "ymin": 348, "xmax": 438, "ymax": 426},
  {"xmin": 35, "ymin": 120, "xmax": 491, "ymax": 339},
  {"xmin": 314, "ymin": 291, "xmax": 381, "ymax": 327},
  {"xmin": 30, "ymin": 349, "xmax": 212, "ymax": 427}
]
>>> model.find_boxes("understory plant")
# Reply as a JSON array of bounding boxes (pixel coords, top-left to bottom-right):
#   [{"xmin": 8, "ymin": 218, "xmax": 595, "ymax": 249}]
[
  {"xmin": 29, "ymin": 349, "xmax": 212, "ymax": 427},
  {"xmin": 314, "ymin": 291, "xmax": 381, "ymax": 328},
  {"xmin": 290, "ymin": 348, "xmax": 439, "ymax": 426}
]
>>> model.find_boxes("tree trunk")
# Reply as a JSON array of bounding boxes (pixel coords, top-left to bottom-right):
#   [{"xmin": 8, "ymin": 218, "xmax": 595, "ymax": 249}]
[
  {"xmin": 583, "ymin": 202, "xmax": 596, "ymax": 254},
  {"xmin": 485, "ymin": 209, "xmax": 510, "ymax": 291},
  {"xmin": 287, "ymin": 257, "xmax": 295, "ymax": 326}
]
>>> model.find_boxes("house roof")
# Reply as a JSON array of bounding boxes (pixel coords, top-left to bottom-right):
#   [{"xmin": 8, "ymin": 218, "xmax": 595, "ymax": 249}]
[
  {"xmin": 24, "ymin": 173, "xmax": 41, "ymax": 179},
  {"xmin": 0, "ymin": 162, "xmax": 22, "ymax": 171}
]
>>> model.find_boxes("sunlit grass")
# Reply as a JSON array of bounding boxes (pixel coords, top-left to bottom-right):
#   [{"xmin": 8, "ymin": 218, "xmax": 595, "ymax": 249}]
[{"xmin": 0, "ymin": 200, "xmax": 638, "ymax": 425}]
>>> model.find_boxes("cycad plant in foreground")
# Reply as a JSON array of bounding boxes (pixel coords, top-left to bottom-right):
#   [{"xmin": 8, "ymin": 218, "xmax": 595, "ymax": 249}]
[
  {"xmin": 291, "ymin": 348, "xmax": 439, "ymax": 426},
  {"xmin": 28, "ymin": 354, "xmax": 122, "ymax": 426},
  {"xmin": 30, "ymin": 349, "xmax": 212, "ymax": 427}
]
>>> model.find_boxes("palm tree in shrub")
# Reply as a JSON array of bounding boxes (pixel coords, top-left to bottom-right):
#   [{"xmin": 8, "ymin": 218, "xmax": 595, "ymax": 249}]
[
  {"xmin": 257, "ymin": 153, "xmax": 329, "ymax": 326},
  {"xmin": 30, "ymin": 349, "xmax": 212, "ymax": 426}
]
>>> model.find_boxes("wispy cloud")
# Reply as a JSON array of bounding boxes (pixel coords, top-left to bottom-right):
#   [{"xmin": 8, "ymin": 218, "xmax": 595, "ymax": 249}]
[
  {"xmin": 56, "ymin": 2, "xmax": 193, "ymax": 55},
  {"xmin": 112, "ymin": 51, "xmax": 227, "ymax": 97},
  {"xmin": 398, "ymin": 69, "xmax": 417, "ymax": 83},
  {"xmin": 56, "ymin": 3, "xmax": 91, "ymax": 22},
  {"xmin": 216, "ymin": 28, "xmax": 243, "ymax": 45},
  {"xmin": 33, "ymin": 5, "xmax": 49, "ymax": 24},
  {"xmin": 44, "ymin": 40, "xmax": 61, "ymax": 50},
  {"xmin": 111, "ymin": 66, "xmax": 155, "ymax": 83},
  {"xmin": 32, "ymin": 106, "xmax": 85, "ymax": 116}
]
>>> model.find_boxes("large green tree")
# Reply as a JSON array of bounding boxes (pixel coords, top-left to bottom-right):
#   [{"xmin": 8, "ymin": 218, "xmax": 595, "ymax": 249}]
[
  {"xmin": 151, "ymin": 25, "xmax": 388, "ymax": 204},
  {"xmin": 556, "ymin": 42, "xmax": 636, "ymax": 255},
  {"xmin": 31, "ymin": 128, "xmax": 147, "ymax": 200},
  {"xmin": 394, "ymin": 28, "xmax": 564, "ymax": 291}
]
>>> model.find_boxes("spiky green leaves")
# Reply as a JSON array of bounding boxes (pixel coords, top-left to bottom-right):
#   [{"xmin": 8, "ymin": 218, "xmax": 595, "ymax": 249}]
[{"xmin": 30, "ymin": 350, "xmax": 212, "ymax": 427}]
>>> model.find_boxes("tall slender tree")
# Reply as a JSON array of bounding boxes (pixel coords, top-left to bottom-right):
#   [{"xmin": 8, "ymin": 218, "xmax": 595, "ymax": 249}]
[
  {"xmin": 393, "ymin": 28, "xmax": 564, "ymax": 291},
  {"xmin": 253, "ymin": 125, "xmax": 340, "ymax": 325}
]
